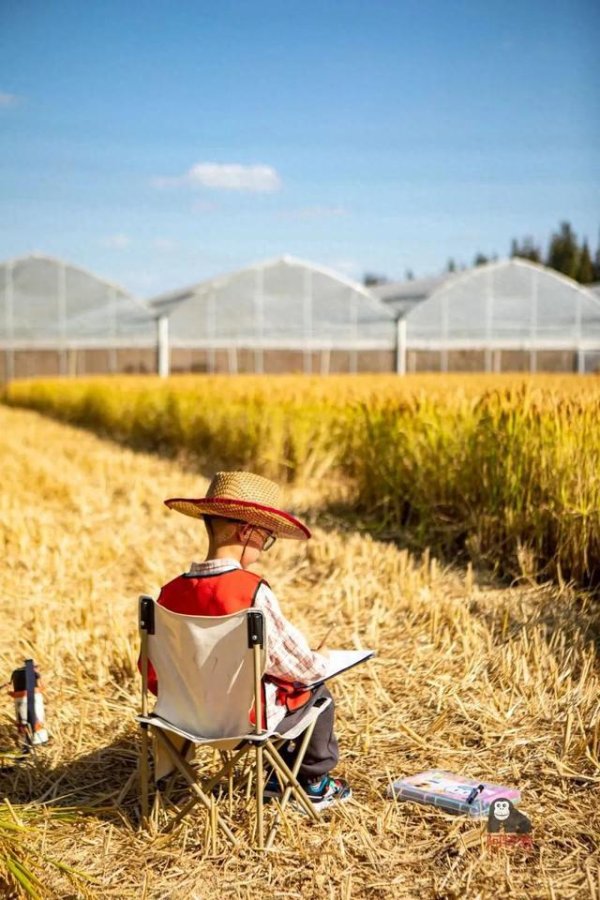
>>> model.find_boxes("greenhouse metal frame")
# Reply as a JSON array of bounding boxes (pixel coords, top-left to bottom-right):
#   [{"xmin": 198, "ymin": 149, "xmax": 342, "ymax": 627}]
[
  {"xmin": 388, "ymin": 259, "xmax": 600, "ymax": 375},
  {"xmin": 0, "ymin": 253, "xmax": 156, "ymax": 379},
  {"xmin": 150, "ymin": 255, "xmax": 397, "ymax": 376},
  {"xmin": 2, "ymin": 253, "xmax": 600, "ymax": 379}
]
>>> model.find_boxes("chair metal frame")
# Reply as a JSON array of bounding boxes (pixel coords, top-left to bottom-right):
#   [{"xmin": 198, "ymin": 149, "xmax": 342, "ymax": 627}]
[{"xmin": 137, "ymin": 595, "xmax": 325, "ymax": 850}]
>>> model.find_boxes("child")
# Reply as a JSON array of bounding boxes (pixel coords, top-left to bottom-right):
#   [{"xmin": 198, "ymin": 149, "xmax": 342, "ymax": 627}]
[{"xmin": 152, "ymin": 470, "xmax": 351, "ymax": 809}]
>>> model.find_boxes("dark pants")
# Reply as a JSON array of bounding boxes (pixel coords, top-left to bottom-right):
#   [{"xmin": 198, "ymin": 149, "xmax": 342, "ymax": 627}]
[{"xmin": 276, "ymin": 684, "xmax": 339, "ymax": 783}]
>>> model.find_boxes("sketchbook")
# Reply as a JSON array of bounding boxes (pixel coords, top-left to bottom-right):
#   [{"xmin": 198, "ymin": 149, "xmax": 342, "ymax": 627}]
[
  {"xmin": 303, "ymin": 649, "xmax": 374, "ymax": 689},
  {"xmin": 386, "ymin": 769, "xmax": 521, "ymax": 818}
]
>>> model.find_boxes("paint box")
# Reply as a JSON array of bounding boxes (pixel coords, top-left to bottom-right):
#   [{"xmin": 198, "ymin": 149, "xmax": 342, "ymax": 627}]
[{"xmin": 387, "ymin": 769, "xmax": 521, "ymax": 817}]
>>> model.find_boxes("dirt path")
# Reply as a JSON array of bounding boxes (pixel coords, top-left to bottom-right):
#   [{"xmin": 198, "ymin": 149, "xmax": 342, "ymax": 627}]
[{"xmin": 0, "ymin": 406, "xmax": 598, "ymax": 899}]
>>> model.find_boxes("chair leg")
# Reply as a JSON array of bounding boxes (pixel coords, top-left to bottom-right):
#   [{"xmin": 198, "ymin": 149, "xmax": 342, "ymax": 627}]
[
  {"xmin": 217, "ymin": 749, "xmax": 233, "ymax": 814},
  {"xmin": 164, "ymin": 743, "xmax": 250, "ymax": 832},
  {"xmin": 256, "ymin": 745, "xmax": 264, "ymax": 850},
  {"xmin": 265, "ymin": 717, "xmax": 318, "ymax": 849},
  {"xmin": 223, "ymin": 752, "xmax": 234, "ymax": 816},
  {"xmin": 203, "ymin": 745, "xmax": 249, "ymax": 794},
  {"xmin": 154, "ymin": 738, "xmax": 193, "ymax": 810},
  {"xmin": 154, "ymin": 730, "xmax": 238, "ymax": 846},
  {"xmin": 210, "ymin": 796, "xmax": 218, "ymax": 856},
  {"xmin": 139, "ymin": 723, "xmax": 149, "ymax": 827},
  {"xmin": 263, "ymin": 744, "xmax": 320, "ymax": 822}
]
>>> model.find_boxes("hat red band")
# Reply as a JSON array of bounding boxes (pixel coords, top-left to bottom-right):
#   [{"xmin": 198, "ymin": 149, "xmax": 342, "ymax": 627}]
[{"xmin": 164, "ymin": 496, "xmax": 311, "ymax": 539}]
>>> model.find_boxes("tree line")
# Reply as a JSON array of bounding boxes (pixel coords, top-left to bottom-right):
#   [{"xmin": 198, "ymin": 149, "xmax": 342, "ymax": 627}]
[{"xmin": 364, "ymin": 221, "xmax": 600, "ymax": 286}]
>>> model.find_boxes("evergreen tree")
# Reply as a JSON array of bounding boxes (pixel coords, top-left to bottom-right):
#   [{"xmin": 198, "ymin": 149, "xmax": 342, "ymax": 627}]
[
  {"xmin": 404, "ymin": 268, "xmax": 414, "ymax": 281},
  {"xmin": 446, "ymin": 258, "xmax": 456, "ymax": 272},
  {"xmin": 594, "ymin": 232, "xmax": 600, "ymax": 282},
  {"xmin": 510, "ymin": 236, "xmax": 541, "ymax": 263},
  {"xmin": 577, "ymin": 241, "xmax": 594, "ymax": 284},
  {"xmin": 546, "ymin": 221, "xmax": 580, "ymax": 279},
  {"xmin": 363, "ymin": 273, "xmax": 388, "ymax": 287},
  {"xmin": 473, "ymin": 253, "xmax": 489, "ymax": 266}
]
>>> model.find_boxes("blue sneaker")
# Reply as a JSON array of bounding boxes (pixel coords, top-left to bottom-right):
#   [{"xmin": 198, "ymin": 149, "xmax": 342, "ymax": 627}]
[{"xmin": 303, "ymin": 775, "xmax": 352, "ymax": 811}]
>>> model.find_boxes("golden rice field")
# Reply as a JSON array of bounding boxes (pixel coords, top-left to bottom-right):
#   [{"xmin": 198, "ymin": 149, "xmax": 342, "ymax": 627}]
[
  {"xmin": 0, "ymin": 404, "xmax": 599, "ymax": 899},
  {"xmin": 4, "ymin": 373, "xmax": 600, "ymax": 586}
]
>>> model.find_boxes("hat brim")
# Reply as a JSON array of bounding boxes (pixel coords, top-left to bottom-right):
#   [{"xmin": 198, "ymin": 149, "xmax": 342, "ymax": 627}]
[{"xmin": 164, "ymin": 496, "xmax": 311, "ymax": 540}]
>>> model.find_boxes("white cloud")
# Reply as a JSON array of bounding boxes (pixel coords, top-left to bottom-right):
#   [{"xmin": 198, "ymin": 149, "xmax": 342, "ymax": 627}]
[
  {"xmin": 189, "ymin": 163, "xmax": 281, "ymax": 192},
  {"xmin": 0, "ymin": 92, "xmax": 21, "ymax": 108},
  {"xmin": 154, "ymin": 162, "xmax": 282, "ymax": 193},
  {"xmin": 102, "ymin": 233, "xmax": 132, "ymax": 250},
  {"xmin": 278, "ymin": 205, "xmax": 348, "ymax": 220}
]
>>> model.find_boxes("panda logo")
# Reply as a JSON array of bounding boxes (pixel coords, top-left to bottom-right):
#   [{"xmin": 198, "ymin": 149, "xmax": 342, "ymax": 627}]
[{"xmin": 488, "ymin": 797, "xmax": 532, "ymax": 834}]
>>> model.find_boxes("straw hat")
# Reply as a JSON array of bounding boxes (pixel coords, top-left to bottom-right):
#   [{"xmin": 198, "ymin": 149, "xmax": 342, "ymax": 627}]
[{"xmin": 164, "ymin": 471, "xmax": 311, "ymax": 540}]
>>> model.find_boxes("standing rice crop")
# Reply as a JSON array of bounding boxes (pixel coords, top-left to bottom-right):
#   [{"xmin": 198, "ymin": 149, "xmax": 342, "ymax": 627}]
[
  {"xmin": 4, "ymin": 374, "xmax": 600, "ymax": 585},
  {"xmin": 351, "ymin": 384, "xmax": 600, "ymax": 584}
]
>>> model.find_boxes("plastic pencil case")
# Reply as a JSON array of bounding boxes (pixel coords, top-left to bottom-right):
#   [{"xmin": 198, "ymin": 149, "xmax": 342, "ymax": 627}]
[{"xmin": 388, "ymin": 770, "xmax": 521, "ymax": 818}]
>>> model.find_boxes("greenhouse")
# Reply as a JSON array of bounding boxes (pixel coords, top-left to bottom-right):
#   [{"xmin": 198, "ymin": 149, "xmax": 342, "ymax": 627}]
[
  {"xmin": 371, "ymin": 273, "xmax": 451, "ymax": 319},
  {"xmin": 375, "ymin": 259, "xmax": 600, "ymax": 373},
  {"xmin": 2, "ymin": 253, "xmax": 600, "ymax": 380},
  {"xmin": 150, "ymin": 255, "xmax": 397, "ymax": 374},
  {"xmin": 0, "ymin": 254, "xmax": 156, "ymax": 379}
]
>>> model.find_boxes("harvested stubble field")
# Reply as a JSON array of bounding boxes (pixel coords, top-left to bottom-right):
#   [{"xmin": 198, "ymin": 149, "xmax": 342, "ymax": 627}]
[{"xmin": 0, "ymin": 402, "xmax": 599, "ymax": 899}]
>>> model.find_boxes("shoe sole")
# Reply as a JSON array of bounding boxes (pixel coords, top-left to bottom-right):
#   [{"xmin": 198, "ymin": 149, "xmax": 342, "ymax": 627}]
[
  {"xmin": 292, "ymin": 789, "xmax": 353, "ymax": 815},
  {"xmin": 264, "ymin": 789, "xmax": 352, "ymax": 811}
]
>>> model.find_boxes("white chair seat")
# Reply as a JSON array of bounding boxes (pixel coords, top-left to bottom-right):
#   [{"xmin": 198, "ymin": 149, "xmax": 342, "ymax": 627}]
[{"xmin": 138, "ymin": 697, "xmax": 330, "ymax": 746}]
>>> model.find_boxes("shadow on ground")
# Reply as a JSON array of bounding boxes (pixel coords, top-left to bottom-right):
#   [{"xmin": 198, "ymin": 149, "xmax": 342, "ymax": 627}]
[{"xmin": 0, "ymin": 728, "xmax": 141, "ymax": 826}]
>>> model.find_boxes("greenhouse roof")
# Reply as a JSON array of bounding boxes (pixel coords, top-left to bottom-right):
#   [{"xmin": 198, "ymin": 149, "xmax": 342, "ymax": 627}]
[
  {"xmin": 403, "ymin": 258, "xmax": 600, "ymax": 347},
  {"xmin": 0, "ymin": 253, "xmax": 155, "ymax": 346},
  {"xmin": 151, "ymin": 255, "xmax": 397, "ymax": 348},
  {"xmin": 3, "ymin": 253, "xmax": 597, "ymax": 355},
  {"xmin": 371, "ymin": 273, "xmax": 453, "ymax": 318}
]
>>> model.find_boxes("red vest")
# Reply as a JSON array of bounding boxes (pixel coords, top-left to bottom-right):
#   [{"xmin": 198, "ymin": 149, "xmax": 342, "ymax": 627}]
[{"xmin": 144, "ymin": 569, "xmax": 311, "ymax": 721}]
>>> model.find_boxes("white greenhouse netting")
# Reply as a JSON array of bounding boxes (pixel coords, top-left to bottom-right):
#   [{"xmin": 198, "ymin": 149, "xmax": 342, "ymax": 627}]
[
  {"xmin": 3, "ymin": 253, "xmax": 600, "ymax": 379},
  {"xmin": 405, "ymin": 260, "xmax": 600, "ymax": 345},
  {"xmin": 152, "ymin": 255, "xmax": 396, "ymax": 348},
  {"xmin": 385, "ymin": 260, "xmax": 600, "ymax": 374},
  {"xmin": 150, "ymin": 256, "xmax": 397, "ymax": 374},
  {"xmin": 0, "ymin": 254, "xmax": 156, "ymax": 378},
  {"xmin": 371, "ymin": 273, "xmax": 452, "ymax": 319},
  {"xmin": 0, "ymin": 254, "xmax": 154, "ymax": 346}
]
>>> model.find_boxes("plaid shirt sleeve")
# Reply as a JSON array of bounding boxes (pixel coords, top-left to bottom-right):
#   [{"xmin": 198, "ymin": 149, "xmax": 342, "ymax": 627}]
[{"xmin": 254, "ymin": 582, "xmax": 329, "ymax": 684}]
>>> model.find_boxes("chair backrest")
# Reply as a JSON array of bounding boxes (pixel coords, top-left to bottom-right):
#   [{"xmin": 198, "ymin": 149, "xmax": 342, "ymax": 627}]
[{"xmin": 145, "ymin": 601, "xmax": 267, "ymax": 739}]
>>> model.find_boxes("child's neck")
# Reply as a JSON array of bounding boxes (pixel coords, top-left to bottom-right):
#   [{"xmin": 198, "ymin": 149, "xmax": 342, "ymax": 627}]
[{"xmin": 206, "ymin": 543, "xmax": 245, "ymax": 565}]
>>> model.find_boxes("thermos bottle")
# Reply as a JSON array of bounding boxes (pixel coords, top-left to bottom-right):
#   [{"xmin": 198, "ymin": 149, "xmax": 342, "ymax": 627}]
[{"xmin": 10, "ymin": 659, "xmax": 49, "ymax": 746}]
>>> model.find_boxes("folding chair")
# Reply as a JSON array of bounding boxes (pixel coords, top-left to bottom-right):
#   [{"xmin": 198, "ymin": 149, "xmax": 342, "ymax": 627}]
[{"xmin": 137, "ymin": 595, "xmax": 330, "ymax": 850}]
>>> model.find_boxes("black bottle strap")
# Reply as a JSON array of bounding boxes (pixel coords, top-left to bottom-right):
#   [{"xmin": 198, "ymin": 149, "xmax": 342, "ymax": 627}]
[{"xmin": 25, "ymin": 659, "xmax": 36, "ymax": 731}]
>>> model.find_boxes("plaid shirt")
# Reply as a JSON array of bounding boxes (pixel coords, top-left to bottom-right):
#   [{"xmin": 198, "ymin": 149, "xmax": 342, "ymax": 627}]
[{"xmin": 188, "ymin": 558, "xmax": 329, "ymax": 729}]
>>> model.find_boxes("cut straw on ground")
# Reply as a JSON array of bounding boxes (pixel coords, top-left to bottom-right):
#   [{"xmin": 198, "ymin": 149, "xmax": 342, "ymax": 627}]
[{"xmin": 0, "ymin": 404, "xmax": 598, "ymax": 898}]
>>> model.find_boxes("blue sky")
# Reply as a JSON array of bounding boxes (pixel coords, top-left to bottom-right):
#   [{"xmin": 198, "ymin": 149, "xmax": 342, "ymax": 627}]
[{"xmin": 1, "ymin": 0, "xmax": 598, "ymax": 296}]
